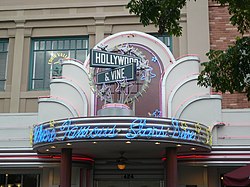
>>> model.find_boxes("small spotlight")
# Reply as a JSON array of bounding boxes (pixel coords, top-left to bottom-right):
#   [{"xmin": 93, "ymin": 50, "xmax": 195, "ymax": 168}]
[
  {"xmin": 126, "ymin": 141, "xmax": 131, "ymax": 144},
  {"xmin": 155, "ymin": 142, "xmax": 160, "ymax": 145},
  {"xmin": 46, "ymin": 149, "xmax": 49, "ymax": 152},
  {"xmin": 93, "ymin": 142, "xmax": 97, "ymax": 144},
  {"xmin": 177, "ymin": 144, "xmax": 182, "ymax": 147},
  {"xmin": 66, "ymin": 143, "xmax": 72, "ymax": 146},
  {"xmin": 51, "ymin": 146, "xmax": 56, "ymax": 149},
  {"xmin": 191, "ymin": 147, "xmax": 196, "ymax": 151}
]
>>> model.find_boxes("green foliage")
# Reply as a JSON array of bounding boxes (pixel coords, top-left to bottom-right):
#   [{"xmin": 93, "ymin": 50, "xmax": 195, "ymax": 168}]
[
  {"xmin": 126, "ymin": 0, "xmax": 188, "ymax": 36},
  {"xmin": 127, "ymin": 0, "xmax": 250, "ymax": 36},
  {"xmin": 198, "ymin": 0, "xmax": 250, "ymax": 99},
  {"xmin": 198, "ymin": 37, "xmax": 250, "ymax": 100},
  {"xmin": 126, "ymin": 0, "xmax": 250, "ymax": 100}
]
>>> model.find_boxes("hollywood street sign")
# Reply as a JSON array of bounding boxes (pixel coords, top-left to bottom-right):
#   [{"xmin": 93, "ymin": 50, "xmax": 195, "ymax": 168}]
[
  {"xmin": 90, "ymin": 49, "xmax": 141, "ymax": 68},
  {"xmin": 96, "ymin": 63, "xmax": 136, "ymax": 84}
]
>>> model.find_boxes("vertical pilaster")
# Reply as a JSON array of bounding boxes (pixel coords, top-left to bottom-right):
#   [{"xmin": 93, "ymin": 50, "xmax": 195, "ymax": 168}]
[
  {"xmin": 165, "ymin": 147, "xmax": 178, "ymax": 187},
  {"xmin": 60, "ymin": 148, "xmax": 72, "ymax": 187},
  {"xmin": 86, "ymin": 168, "xmax": 91, "ymax": 187},
  {"xmin": 203, "ymin": 166, "xmax": 208, "ymax": 187},
  {"xmin": 186, "ymin": 0, "xmax": 210, "ymax": 62},
  {"xmin": 10, "ymin": 20, "xmax": 25, "ymax": 112},
  {"xmin": 95, "ymin": 7, "xmax": 105, "ymax": 44},
  {"xmin": 95, "ymin": 17, "xmax": 105, "ymax": 44}
]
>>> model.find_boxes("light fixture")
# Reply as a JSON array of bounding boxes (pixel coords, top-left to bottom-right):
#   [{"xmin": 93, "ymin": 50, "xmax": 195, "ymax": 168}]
[
  {"xmin": 126, "ymin": 141, "xmax": 131, "ymax": 144},
  {"xmin": 46, "ymin": 149, "xmax": 49, "ymax": 152},
  {"xmin": 191, "ymin": 147, "xmax": 196, "ymax": 151},
  {"xmin": 93, "ymin": 142, "xmax": 97, "ymax": 144},
  {"xmin": 66, "ymin": 143, "xmax": 72, "ymax": 146},
  {"xmin": 155, "ymin": 142, "xmax": 160, "ymax": 145},
  {"xmin": 221, "ymin": 176, "xmax": 224, "ymax": 180},
  {"xmin": 177, "ymin": 144, "xmax": 182, "ymax": 147},
  {"xmin": 117, "ymin": 162, "xmax": 126, "ymax": 170},
  {"xmin": 51, "ymin": 145, "xmax": 56, "ymax": 149}
]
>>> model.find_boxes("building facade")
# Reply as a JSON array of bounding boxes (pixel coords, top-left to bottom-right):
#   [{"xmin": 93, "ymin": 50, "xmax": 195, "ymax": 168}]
[{"xmin": 0, "ymin": 0, "xmax": 249, "ymax": 187}]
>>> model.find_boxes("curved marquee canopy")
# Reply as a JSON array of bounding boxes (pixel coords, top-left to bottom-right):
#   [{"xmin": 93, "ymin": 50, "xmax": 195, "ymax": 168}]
[{"xmin": 32, "ymin": 116, "xmax": 212, "ymax": 158}]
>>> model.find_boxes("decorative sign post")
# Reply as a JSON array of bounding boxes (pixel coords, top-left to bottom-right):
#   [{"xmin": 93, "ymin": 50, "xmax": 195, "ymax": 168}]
[{"xmin": 89, "ymin": 46, "xmax": 153, "ymax": 115}]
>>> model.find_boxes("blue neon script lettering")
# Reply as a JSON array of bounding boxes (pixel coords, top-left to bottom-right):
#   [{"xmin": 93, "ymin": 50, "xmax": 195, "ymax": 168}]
[
  {"xmin": 126, "ymin": 118, "xmax": 168, "ymax": 138},
  {"xmin": 126, "ymin": 118, "xmax": 196, "ymax": 140},
  {"xmin": 33, "ymin": 125, "xmax": 56, "ymax": 143},
  {"xmin": 171, "ymin": 118, "xmax": 195, "ymax": 140},
  {"xmin": 60, "ymin": 120, "xmax": 118, "ymax": 140},
  {"xmin": 33, "ymin": 118, "xmax": 198, "ymax": 144}
]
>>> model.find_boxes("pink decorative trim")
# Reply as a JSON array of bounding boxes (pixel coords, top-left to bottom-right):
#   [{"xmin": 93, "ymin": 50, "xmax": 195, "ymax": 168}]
[
  {"xmin": 38, "ymin": 96, "xmax": 51, "ymax": 99},
  {"xmin": 65, "ymin": 58, "xmax": 84, "ymax": 65},
  {"xmin": 175, "ymin": 54, "xmax": 200, "ymax": 61},
  {"xmin": 102, "ymin": 103, "xmax": 130, "ymax": 109}
]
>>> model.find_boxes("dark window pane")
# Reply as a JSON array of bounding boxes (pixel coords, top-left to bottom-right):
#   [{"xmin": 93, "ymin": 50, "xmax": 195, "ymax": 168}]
[
  {"xmin": 8, "ymin": 174, "xmax": 21, "ymax": 186},
  {"xmin": 46, "ymin": 41, "xmax": 52, "ymax": 50},
  {"xmin": 0, "ymin": 43, "xmax": 3, "ymax": 51},
  {"xmin": 4, "ymin": 42, "xmax": 8, "ymax": 51},
  {"xmin": 76, "ymin": 40, "xmax": 82, "ymax": 49},
  {"xmin": 83, "ymin": 39, "xmax": 88, "ymax": 48},
  {"xmin": 34, "ymin": 41, "xmax": 39, "ymax": 50},
  {"xmin": 58, "ymin": 40, "xmax": 64, "ymax": 49},
  {"xmin": 0, "ymin": 53, "xmax": 7, "ymax": 79},
  {"xmin": 40, "ymin": 41, "xmax": 45, "ymax": 50},
  {"xmin": 69, "ymin": 50, "xmax": 75, "ymax": 59},
  {"xmin": 0, "ymin": 81, "xmax": 4, "ymax": 90},
  {"xmin": 70, "ymin": 40, "xmax": 75, "ymax": 49},
  {"xmin": 0, "ymin": 41, "xmax": 8, "ymax": 91},
  {"xmin": 33, "ymin": 51, "xmax": 45, "ymax": 79},
  {"xmin": 76, "ymin": 50, "xmax": 87, "ymax": 62},
  {"xmin": 151, "ymin": 33, "xmax": 172, "ymax": 51},
  {"xmin": 44, "ymin": 63, "xmax": 52, "ymax": 88},
  {"xmin": 0, "ymin": 174, "xmax": 5, "ymax": 186},
  {"xmin": 52, "ymin": 41, "xmax": 58, "ymax": 50},
  {"xmin": 64, "ymin": 40, "xmax": 70, "ymax": 49},
  {"xmin": 33, "ymin": 79, "xmax": 44, "ymax": 90},
  {"xmin": 158, "ymin": 36, "xmax": 163, "ymax": 41},
  {"xmin": 23, "ymin": 174, "xmax": 39, "ymax": 187}
]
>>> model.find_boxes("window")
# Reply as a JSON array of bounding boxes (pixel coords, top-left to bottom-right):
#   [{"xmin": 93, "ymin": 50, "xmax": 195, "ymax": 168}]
[
  {"xmin": 29, "ymin": 37, "xmax": 89, "ymax": 90},
  {"xmin": 0, "ymin": 39, "xmax": 8, "ymax": 91},
  {"xmin": 0, "ymin": 174, "xmax": 40, "ymax": 187},
  {"xmin": 151, "ymin": 33, "xmax": 172, "ymax": 51}
]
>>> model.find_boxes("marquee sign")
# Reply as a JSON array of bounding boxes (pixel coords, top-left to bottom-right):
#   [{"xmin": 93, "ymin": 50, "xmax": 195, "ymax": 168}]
[{"xmin": 32, "ymin": 117, "xmax": 212, "ymax": 151}]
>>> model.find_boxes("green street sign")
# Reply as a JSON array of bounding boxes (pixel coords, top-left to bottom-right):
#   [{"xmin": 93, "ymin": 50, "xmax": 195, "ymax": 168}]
[
  {"xmin": 90, "ymin": 49, "xmax": 141, "ymax": 68},
  {"xmin": 96, "ymin": 63, "xmax": 136, "ymax": 84}
]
